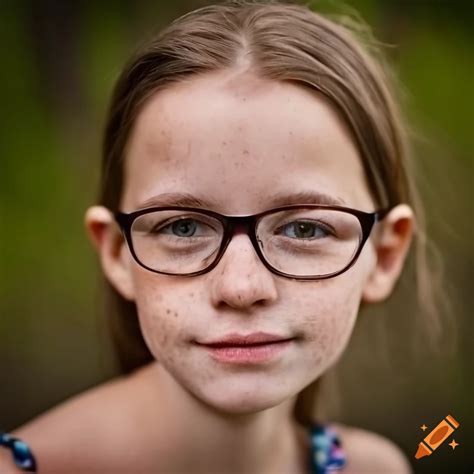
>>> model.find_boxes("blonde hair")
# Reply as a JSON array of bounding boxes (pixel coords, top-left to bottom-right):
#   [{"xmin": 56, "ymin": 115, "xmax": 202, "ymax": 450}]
[{"xmin": 98, "ymin": 0, "xmax": 448, "ymax": 427}]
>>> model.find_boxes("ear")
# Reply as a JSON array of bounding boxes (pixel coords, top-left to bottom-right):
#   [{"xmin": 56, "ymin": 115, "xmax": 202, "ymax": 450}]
[
  {"xmin": 84, "ymin": 206, "xmax": 135, "ymax": 301},
  {"xmin": 362, "ymin": 204, "xmax": 415, "ymax": 304}
]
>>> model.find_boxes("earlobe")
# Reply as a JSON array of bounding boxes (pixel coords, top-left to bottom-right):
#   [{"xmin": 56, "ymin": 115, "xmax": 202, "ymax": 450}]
[
  {"xmin": 84, "ymin": 206, "xmax": 135, "ymax": 301},
  {"xmin": 362, "ymin": 204, "xmax": 415, "ymax": 304}
]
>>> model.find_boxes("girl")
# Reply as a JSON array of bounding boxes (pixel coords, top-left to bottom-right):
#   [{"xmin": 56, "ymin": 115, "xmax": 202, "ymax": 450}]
[{"xmin": 2, "ymin": 1, "xmax": 426, "ymax": 472}]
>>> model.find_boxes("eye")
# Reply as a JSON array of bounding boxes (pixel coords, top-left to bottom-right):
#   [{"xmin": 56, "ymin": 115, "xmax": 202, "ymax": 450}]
[
  {"xmin": 152, "ymin": 218, "xmax": 214, "ymax": 238},
  {"xmin": 276, "ymin": 220, "xmax": 333, "ymax": 239},
  {"xmin": 174, "ymin": 219, "xmax": 199, "ymax": 237}
]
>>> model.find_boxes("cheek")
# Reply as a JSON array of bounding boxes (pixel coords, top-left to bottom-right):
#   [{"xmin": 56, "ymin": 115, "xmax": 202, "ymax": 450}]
[
  {"xmin": 297, "ymin": 278, "xmax": 362, "ymax": 367},
  {"xmin": 132, "ymin": 274, "xmax": 188, "ymax": 361}
]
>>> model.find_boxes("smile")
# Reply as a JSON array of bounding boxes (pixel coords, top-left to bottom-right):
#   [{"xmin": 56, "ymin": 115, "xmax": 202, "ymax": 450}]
[{"xmin": 195, "ymin": 338, "xmax": 294, "ymax": 364}]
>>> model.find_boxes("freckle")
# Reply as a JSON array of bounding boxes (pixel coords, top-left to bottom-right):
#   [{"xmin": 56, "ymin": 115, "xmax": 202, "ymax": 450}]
[
  {"xmin": 166, "ymin": 309, "xmax": 171, "ymax": 314},
  {"xmin": 222, "ymin": 141, "xmax": 227, "ymax": 146},
  {"xmin": 190, "ymin": 292, "xmax": 194, "ymax": 297},
  {"xmin": 173, "ymin": 312, "xmax": 178, "ymax": 318},
  {"xmin": 243, "ymin": 149, "xmax": 249, "ymax": 155}
]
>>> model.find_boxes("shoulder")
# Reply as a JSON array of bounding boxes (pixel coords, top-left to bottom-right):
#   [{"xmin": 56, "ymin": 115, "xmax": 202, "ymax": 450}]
[
  {"xmin": 332, "ymin": 422, "xmax": 413, "ymax": 474},
  {"xmin": 5, "ymin": 365, "xmax": 158, "ymax": 473}
]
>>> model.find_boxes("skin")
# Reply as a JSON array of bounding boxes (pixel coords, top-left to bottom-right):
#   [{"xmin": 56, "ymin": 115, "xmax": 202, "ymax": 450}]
[{"xmin": 4, "ymin": 67, "xmax": 414, "ymax": 473}]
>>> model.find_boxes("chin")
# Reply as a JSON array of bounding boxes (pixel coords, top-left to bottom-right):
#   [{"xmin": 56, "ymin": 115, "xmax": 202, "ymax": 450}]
[{"xmin": 193, "ymin": 379, "xmax": 294, "ymax": 416}]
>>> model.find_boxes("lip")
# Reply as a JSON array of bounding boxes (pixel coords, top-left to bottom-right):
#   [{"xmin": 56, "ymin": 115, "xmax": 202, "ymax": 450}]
[
  {"xmin": 195, "ymin": 332, "xmax": 295, "ymax": 364},
  {"xmin": 197, "ymin": 340, "xmax": 293, "ymax": 364},
  {"xmin": 197, "ymin": 332, "xmax": 293, "ymax": 347}
]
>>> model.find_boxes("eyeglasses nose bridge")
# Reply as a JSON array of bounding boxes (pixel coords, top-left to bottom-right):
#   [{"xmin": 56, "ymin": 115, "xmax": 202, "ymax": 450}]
[
  {"xmin": 232, "ymin": 221, "xmax": 250, "ymax": 235},
  {"xmin": 218, "ymin": 215, "xmax": 262, "ymax": 259}
]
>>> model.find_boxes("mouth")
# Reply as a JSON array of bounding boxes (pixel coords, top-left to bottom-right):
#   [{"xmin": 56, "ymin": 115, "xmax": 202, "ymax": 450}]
[
  {"xmin": 203, "ymin": 340, "xmax": 292, "ymax": 348},
  {"xmin": 197, "ymin": 331, "xmax": 294, "ymax": 346},
  {"xmin": 194, "ymin": 332, "xmax": 295, "ymax": 364}
]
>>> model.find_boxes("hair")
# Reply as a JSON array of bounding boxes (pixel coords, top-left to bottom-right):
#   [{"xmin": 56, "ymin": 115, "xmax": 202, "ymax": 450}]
[{"xmin": 96, "ymin": 0, "xmax": 448, "ymax": 427}]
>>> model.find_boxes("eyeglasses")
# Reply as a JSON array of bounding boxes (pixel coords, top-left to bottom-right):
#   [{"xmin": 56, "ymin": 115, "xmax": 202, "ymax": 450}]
[{"xmin": 114, "ymin": 204, "xmax": 390, "ymax": 281}]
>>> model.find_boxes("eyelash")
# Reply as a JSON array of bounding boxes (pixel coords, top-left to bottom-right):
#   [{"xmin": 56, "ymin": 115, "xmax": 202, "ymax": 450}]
[
  {"xmin": 151, "ymin": 218, "xmax": 214, "ymax": 239},
  {"xmin": 275, "ymin": 220, "xmax": 335, "ymax": 239}
]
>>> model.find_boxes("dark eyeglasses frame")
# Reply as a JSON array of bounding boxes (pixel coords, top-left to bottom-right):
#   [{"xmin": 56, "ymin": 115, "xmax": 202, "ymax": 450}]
[{"xmin": 114, "ymin": 204, "xmax": 390, "ymax": 281}]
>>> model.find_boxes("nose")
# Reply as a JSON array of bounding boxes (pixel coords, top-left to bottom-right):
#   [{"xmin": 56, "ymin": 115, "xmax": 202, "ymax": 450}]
[{"xmin": 209, "ymin": 232, "xmax": 278, "ymax": 310}]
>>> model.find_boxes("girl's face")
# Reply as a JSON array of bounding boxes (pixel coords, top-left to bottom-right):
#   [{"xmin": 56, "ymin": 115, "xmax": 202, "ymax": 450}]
[{"xmin": 100, "ymin": 70, "xmax": 387, "ymax": 414}]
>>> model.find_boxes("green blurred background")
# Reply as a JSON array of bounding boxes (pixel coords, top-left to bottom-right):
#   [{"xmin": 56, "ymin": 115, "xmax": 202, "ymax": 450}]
[{"xmin": 1, "ymin": 1, "xmax": 472, "ymax": 472}]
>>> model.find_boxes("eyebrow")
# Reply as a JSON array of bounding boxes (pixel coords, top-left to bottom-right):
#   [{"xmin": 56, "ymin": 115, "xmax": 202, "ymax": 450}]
[{"xmin": 136, "ymin": 190, "xmax": 346, "ymax": 211}]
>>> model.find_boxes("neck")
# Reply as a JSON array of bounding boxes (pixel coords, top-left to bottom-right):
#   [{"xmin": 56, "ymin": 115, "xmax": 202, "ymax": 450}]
[{"xmin": 134, "ymin": 362, "xmax": 310, "ymax": 474}]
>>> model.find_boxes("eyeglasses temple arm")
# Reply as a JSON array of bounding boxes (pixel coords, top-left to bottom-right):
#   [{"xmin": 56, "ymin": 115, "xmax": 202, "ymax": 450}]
[{"xmin": 375, "ymin": 207, "xmax": 392, "ymax": 222}]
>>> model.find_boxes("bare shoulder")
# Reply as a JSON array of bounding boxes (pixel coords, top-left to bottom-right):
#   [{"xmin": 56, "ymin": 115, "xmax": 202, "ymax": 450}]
[
  {"xmin": 5, "ymin": 365, "xmax": 155, "ymax": 473},
  {"xmin": 332, "ymin": 422, "xmax": 413, "ymax": 474}
]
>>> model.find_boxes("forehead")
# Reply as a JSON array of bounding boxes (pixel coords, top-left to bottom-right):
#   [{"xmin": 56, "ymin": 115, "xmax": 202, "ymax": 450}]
[{"xmin": 122, "ymin": 69, "xmax": 373, "ymax": 213}]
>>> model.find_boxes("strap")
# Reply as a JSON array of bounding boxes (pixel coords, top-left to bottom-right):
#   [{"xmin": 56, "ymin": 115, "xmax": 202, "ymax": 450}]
[
  {"xmin": 309, "ymin": 423, "xmax": 346, "ymax": 473},
  {"xmin": 0, "ymin": 432, "xmax": 37, "ymax": 472}
]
